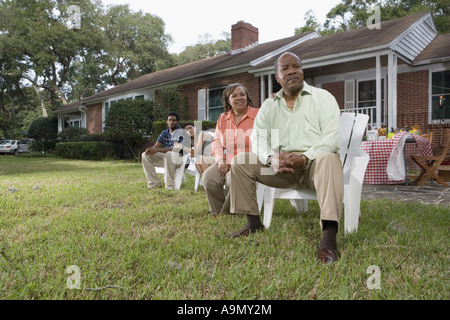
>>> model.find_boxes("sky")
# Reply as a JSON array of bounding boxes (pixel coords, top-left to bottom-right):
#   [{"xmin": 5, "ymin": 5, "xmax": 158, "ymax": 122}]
[{"xmin": 100, "ymin": 0, "xmax": 343, "ymax": 54}]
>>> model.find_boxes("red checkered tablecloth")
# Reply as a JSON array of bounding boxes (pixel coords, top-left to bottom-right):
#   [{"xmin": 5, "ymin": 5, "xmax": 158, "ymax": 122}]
[{"xmin": 360, "ymin": 132, "xmax": 433, "ymax": 184}]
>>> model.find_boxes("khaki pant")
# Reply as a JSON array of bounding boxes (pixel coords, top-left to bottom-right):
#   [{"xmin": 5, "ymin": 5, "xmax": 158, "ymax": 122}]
[
  {"xmin": 141, "ymin": 151, "xmax": 183, "ymax": 189},
  {"xmin": 230, "ymin": 152, "xmax": 344, "ymax": 224},
  {"xmin": 201, "ymin": 163, "xmax": 231, "ymax": 215}
]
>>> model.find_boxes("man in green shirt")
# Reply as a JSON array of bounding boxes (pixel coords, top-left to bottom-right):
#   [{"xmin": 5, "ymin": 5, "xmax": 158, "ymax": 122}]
[{"xmin": 229, "ymin": 52, "xmax": 343, "ymax": 264}]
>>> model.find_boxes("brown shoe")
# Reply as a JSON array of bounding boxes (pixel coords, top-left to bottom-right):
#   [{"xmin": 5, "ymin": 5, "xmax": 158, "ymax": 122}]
[
  {"xmin": 229, "ymin": 225, "xmax": 264, "ymax": 238},
  {"xmin": 317, "ymin": 247, "xmax": 338, "ymax": 264}
]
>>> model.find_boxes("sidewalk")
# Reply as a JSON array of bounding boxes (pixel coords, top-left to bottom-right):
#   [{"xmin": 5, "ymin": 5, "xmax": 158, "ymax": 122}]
[{"xmin": 361, "ymin": 182, "xmax": 450, "ymax": 207}]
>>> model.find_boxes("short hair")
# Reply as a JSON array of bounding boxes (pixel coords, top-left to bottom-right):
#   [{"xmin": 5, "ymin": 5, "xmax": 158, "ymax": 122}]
[
  {"xmin": 183, "ymin": 122, "xmax": 194, "ymax": 128},
  {"xmin": 167, "ymin": 111, "xmax": 180, "ymax": 122},
  {"xmin": 221, "ymin": 83, "xmax": 253, "ymax": 112},
  {"xmin": 274, "ymin": 52, "xmax": 303, "ymax": 74}
]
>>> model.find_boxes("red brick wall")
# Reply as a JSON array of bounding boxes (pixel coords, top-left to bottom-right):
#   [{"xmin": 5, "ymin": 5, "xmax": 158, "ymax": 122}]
[
  {"xmin": 322, "ymin": 82, "xmax": 345, "ymax": 109},
  {"xmin": 397, "ymin": 70, "xmax": 428, "ymax": 129},
  {"xmin": 86, "ymin": 103, "xmax": 103, "ymax": 134},
  {"xmin": 179, "ymin": 72, "xmax": 260, "ymax": 120}
]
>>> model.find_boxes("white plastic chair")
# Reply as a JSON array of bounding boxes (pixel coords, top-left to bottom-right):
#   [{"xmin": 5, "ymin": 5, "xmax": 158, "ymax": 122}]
[
  {"xmin": 259, "ymin": 112, "xmax": 370, "ymax": 234},
  {"xmin": 184, "ymin": 157, "xmax": 201, "ymax": 191},
  {"xmin": 155, "ymin": 154, "xmax": 190, "ymax": 190}
]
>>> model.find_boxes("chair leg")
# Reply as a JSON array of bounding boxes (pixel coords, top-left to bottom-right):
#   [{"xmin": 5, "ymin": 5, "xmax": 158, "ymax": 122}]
[
  {"xmin": 263, "ymin": 187, "xmax": 276, "ymax": 229},
  {"xmin": 289, "ymin": 199, "xmax": 308, "ymax": 212},
  {"xmin": 194, "ymin": 172, "xmax": 200, "ymax": 191}
]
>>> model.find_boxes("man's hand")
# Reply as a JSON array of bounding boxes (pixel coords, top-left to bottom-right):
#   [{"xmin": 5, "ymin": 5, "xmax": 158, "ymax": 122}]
[
  {"xmin": 145, "ymin": 147, "xmax": 157, "ymax": 156},
  {"xmin": 271, "ymin": 151, "xmax": 305, "ymax": 174}
]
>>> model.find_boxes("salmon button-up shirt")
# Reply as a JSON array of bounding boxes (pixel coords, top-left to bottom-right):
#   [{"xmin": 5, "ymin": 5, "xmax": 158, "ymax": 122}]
[{"xmin": 211, "ymin": 106, "xmax": 259, "ymax": 164}]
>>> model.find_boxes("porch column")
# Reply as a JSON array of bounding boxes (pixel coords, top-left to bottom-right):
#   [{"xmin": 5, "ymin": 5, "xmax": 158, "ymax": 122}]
[
  {"xmin": 387, "ymin": 52, "xmax": 398, "ymax": 130},
  {"xmin": 376, "ymin": 54, "xmax": 382, "ymax": 128},
  {"xmin": 58, "ymin": 114, "xmax": 64, "ymax": 133},
  {"xmin": 260, "ymin": 76, "xmax": 266, "ymax": 103},
  {"xmin": 268, "ymin": 74, "xmax": 273, "ymax": 97}
]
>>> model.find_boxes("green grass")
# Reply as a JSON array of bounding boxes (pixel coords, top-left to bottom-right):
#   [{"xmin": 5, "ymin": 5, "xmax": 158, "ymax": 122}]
[{"xmin": 0, "ymin": 155, "xmax": 448, "ymax": 300}]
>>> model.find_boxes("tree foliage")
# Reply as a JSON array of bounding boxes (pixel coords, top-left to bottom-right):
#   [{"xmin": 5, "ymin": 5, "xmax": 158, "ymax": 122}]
[
  {"xmin": 27, "ymin": 116, "xmax": 58, "ymax": 152},
  {"xmin": 295, "ymin": 0, "xmax": 450, "ymax": 35},
  {"xmin": 103, "ymin": 99, "xmax": 166, "ymax": 159},
  {"xmin": 0, "ymin": 0, "xmax": 173, "ymax": 139},
  {"xmin": 177, "ymin": 33, "xmax": 231, "ymax": 65}
]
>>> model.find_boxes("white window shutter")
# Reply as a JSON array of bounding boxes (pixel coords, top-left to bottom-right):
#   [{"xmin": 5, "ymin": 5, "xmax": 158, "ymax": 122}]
[
  {"xmin": 197, "ymin": 89, "xmax": 206, "ymax": 120},
  {"xmin": 345, "ymin": 80, "xmax": 355, "ymax": 109}
]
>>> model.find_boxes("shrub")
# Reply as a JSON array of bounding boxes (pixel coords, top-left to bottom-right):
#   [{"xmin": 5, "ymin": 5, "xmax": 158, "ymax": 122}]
[
  {"xmin": 28, "ymin": 117, "xmax": 58, "ymax": 152},
  {"xmin": 103, "ymin": 99, "xmax": 166, "ymax": 159},
  {"xmin": 55, "ymin": 142, "xmax": 114, "ymax": 160},
  {"xmin": 58, "ymin": 126, "xmax": 89, "ymax": 142}
]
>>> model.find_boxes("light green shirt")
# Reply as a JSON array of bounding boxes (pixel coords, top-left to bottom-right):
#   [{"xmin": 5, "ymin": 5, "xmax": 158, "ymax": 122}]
[{"xmin": 251, "ymin": 81, "xmax": 341, "ymax": 165}]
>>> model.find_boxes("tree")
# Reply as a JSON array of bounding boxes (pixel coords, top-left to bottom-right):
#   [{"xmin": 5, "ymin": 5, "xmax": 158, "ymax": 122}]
[
  {"xmin": 322, "ymin": 0, "xmax": 450, "ymax": 33},
  {"xmin": 177, "ymin": 33, "xmax": 231, "ymax": 65},
  {"xmin": 156, "ymin": 85, "xmax": 190, "ymax": 120},
  {"xmin": 0, "ymin": 0, "xmax": 106, "ymax": 115},
  {"xmin": 295, "ymin": 10, "xmax": 324, "ymax": 35},
  {"xmin": 102, "ymin": 4, "xmax": 173, "ymax": 85},
  {"xmin": 28, "ymin": 116, "xmax": 58, "ymax": 152},
  {"xmin": 103, "ymin": 99, "xmax": 166, "ymax": 159}
]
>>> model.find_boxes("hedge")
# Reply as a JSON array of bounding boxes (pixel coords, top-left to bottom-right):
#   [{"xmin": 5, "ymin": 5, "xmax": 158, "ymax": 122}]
[{"xmin": 55, "ymin": 142, "xmax": 114, "ymax": 160}]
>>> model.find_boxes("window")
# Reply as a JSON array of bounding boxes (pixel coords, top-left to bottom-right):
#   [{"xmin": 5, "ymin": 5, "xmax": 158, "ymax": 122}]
[
  {"xmin": 104, "ymin": 102, "xmax": 109, "ymax": 118},
  {"xmin": 134, "ymin": 95, "xmax": 145, "ymax": 100},
  {"xmin": 70, "ymin": 120, "xmax": 81, "ymax": 128},
  {"xmin": 208, "ymin": 88, "xmax": 225, "ymax": 122},
  {"xmin": 431, "ymin": 70, "xmax": 450, "ymax": 122},
  {"xmin": 357, "ymin": 79, "xmax": 385, "ymax": 125}
]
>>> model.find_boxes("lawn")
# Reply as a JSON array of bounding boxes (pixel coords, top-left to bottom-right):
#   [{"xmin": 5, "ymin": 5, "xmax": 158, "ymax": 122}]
[{"xmin": 0, "ymin": 155, "xmax": 448, "ymax": 300}]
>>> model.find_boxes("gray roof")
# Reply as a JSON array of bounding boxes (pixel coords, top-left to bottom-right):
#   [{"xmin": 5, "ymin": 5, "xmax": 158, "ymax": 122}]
[
  {"xmin": 57, "ymin": 11, "xmax": 447, "ymax": 112},
  {"xmin": 78, "ymin": 32, "xmax": 316, "ymax": 105}
]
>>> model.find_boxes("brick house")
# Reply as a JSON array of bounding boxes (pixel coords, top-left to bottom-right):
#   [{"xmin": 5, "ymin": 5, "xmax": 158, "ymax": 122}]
[{"xmin": 56, "ymin": 11, "xmax": 450, "ymax": 153}]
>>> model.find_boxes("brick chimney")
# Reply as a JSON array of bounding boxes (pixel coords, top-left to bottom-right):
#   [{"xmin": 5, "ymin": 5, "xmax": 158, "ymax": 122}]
[{"xmin": 231, "ymin": 21, "xmax": 258, "ymax": 53}]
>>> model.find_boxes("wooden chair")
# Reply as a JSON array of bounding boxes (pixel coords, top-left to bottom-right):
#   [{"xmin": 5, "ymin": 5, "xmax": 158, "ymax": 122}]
[
  {"xmin": 411, "ymin": 129, "xmax": 450, "ymax": 187},
  {"xmin": 421, "ymin": 132, "xmax": 433, "ymax": 144},
  {"xmin": 259, "ymin": 112, "xmax": 370, "ymax": 234}
]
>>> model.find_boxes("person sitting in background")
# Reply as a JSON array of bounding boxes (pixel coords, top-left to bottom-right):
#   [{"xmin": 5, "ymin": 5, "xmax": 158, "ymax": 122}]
[
  {"xmin": 194, "ymin": 129, "xmax": 214, "ymax": 175},
  {"xmin": 202, "ymin": 83, "xmax": 259, "ymax": 216},
  {"xmin": 141, "ymin": 112, "xmax": 185, "ymax": 190}
]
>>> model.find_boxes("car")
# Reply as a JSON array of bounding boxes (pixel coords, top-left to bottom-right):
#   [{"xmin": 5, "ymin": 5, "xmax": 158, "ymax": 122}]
[
  {"xmin": 0, "ymin": 140, "xmax": 19, "ymax": 155},
  {"xmin": 18, "ymin": 139, "xmax": 33, "ymax": 153}
]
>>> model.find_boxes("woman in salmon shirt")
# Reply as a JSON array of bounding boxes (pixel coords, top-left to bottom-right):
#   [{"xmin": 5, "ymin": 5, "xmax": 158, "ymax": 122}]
[{"xmin": 202, "ymin": 83, "xmax": 259, "ymax": 216}]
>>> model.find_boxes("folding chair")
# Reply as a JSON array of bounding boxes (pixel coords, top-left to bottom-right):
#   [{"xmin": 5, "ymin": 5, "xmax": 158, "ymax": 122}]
[{"xmin": 411, "ymin": 129, "xmax": 450, "ymax": 187}]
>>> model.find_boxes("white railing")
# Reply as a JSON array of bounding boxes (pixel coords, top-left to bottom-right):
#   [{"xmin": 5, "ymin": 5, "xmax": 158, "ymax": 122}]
[{"xmin": 341, "ymin": 106, "xmax": 378, "ymax": 130}]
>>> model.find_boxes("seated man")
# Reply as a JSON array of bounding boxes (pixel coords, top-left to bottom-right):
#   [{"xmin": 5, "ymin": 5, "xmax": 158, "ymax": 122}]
[
  {"xmin": 229, "ymin": 52, "xmax": 343, "ymax": 264},
  {"xmin": 141, "ymin": 112, "xmax": 186, "ymax": 190}
]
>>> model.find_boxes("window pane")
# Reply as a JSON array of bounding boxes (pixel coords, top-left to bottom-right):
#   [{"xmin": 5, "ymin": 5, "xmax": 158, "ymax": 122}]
[
  {"xmin": 432, "ymin": 70, "xmax": 450, "ymax": 95},
  {"xmin": 208, "ymin": 107, "xmax": 223, "ymax": 122},
  {"xmin": 209, "ymin": 89, "xmax": 223, "ymax": 107},
  {"xmin": 432, "ymin": 95, "xmax": 450, "ymax": 121},
  {"xmin": 358, "ymin": 81, "xmax": 376, "ymax": 102},
  {"xmin": 208, "ymin": 88, "xmax": 225, "ymax": 121}
]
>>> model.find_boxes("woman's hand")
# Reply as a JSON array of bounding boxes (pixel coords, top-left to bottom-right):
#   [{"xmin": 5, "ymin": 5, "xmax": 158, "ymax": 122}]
[{"xmin": 217, "ymin": 160, "xmax": 230, "ymax": 177}]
